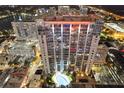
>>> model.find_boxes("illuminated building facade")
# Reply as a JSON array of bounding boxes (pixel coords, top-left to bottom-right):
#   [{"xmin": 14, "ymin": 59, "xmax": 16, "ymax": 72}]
[
  {"xmin": 104, "ymin": 23, "xmax": 124, "ymax": 40},
  {"xmin": 37, "ymin": 15, "xmax": 103, "ymax": 74}
]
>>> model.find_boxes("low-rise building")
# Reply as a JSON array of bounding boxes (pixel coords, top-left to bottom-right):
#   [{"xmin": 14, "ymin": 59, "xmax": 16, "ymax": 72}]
[
  {"xmin": 4, "ymin": 66, "xmax": 28, "ymax": 88},
  {"xmin": 0, "ymin": 54, "xmax": 15, "ymax": 70},
  {"xmin": 8, "ymin": 40, "xmax": 36, "ymax": 57}
]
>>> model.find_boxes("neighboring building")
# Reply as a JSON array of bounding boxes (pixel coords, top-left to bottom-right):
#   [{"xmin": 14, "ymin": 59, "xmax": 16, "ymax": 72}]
[
  {"xmin": 93, "ymin": 45, "xmax": 108, "ymax": 64},
  {"xmin": 47, "ymin": 7, "xmax": 57, "ymax": 16},
  {"xmin": 58, "ymin": 6, "xmax": 70, "ymax": 15},
  {"xmin": 0, "ymin": 36, "xmax": 16, "ymax": 54},
  {"xmin": 79, "ymin": 5, "xmax": 88, "ymax": 15},
  {"xmin": 11, "ymin": 22, "xmax": 38, "ymax": 41},
  {"xmin": 0, "ymin": 68, "xmax": 13, "ymax": 87},
  {"xmin": 104, "ymin": 23, "xmax": 124, "ymax": 40},
  {"xmin": 36, "ymin": 15, "xmax": 103, "ymax": 74},
  {"xmin": 4, "ymin": 66, "xmax": 28, "ymax": 88},
  {"xmin": 0, "ymin": 37, "xmax": 6, "ymax": 54},
  {"xmin": 8, "ymin": 40, "xmax": 35, "ymax": 57},
  {"xmin": 0, "ymin": 54, "xmax": 14, "ymax": 70}
]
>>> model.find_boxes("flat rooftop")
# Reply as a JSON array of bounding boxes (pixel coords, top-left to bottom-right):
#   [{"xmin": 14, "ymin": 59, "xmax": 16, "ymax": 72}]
[{"xmin": 37, "ymin": 15, "xmax": 98, "ymax": 22}]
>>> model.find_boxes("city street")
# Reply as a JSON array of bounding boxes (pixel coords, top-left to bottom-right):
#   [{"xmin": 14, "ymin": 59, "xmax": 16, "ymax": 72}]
[
  {"xmin": 20, "ymin": 47, "xmax": 42, "ymax": 88},
  {"xmin": 97, "ymin": 65, "xmax": 124, "ymax": 85},
  {"xmin": 0, "ymin": 5, "xmax": 124, "ymax": 88}
]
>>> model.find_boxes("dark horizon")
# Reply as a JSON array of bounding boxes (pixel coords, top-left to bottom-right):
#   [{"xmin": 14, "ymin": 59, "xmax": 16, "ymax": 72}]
[
  {"xmin": 0, "ymin": 5, "xmax": 124, "ymax": 16},
  {"xmin": 94, "ymin": 5, "xmax": 124, "ymax": 16}
]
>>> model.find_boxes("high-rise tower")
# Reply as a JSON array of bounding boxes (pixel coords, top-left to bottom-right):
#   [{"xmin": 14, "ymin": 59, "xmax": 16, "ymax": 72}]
[{"xmin": 36, "ymin": 15, "xmax": 103, "ymax": 74}]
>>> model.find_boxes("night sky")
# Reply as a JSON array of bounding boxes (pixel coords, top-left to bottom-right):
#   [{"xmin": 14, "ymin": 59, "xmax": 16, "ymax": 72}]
[{"xmin": 96, "ymin": 5, "xmax": 124, "ymax": 16}]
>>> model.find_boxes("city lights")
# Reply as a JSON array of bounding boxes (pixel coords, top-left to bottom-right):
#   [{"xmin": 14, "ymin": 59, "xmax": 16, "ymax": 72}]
[{"xmin": 0, "ymin": 5, "xmax": 124, "ymax": 88}]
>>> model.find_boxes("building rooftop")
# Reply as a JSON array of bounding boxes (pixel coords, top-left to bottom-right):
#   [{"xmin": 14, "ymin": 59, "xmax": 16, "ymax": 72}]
[
  {"xmin": 9, "ymin": 40, "xmax": 35, "ymax": 50},
  {"xmin": 4, "ymin": 66, "xmax": 28, "ymax": 88},
  {"xmin": 37, "ymin": 15, "xmax": 98, "ymax": 22},
  {"xmin": 0, "ymin": 54, "xmax": 11, "ymax": 63},
  {"xmin": 44, "ymin": 21, "xmax": 93, "ymax": 24}
]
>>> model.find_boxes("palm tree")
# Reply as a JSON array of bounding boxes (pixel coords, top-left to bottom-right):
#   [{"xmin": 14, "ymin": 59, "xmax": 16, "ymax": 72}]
[{"xmin": 32, "ymin": 45, "xmax": 36, "ymax": 56}]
